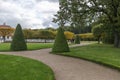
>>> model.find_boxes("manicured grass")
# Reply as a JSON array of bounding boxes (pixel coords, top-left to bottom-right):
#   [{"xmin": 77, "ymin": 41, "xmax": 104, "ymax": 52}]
[
  {"xmin": 0, "ymin": 41, "xmax": 95, "ymax": 52},
  {"xmin": 0, "ymin": 43, "xmax": 53, "ymax": 51},
  {"xmin": 62, "ymin": 44, "xmax": 120, "ymax": 70},
  {"xmin": 0, "ymin": 43, "xmax": 10, "ymax": 51},
  {"xmin": 0, "ymin": 54, "xmax": 55, "ymax": 80},
  {"xmin": 27, "ymin": 43, "xmax": 53, "ymax": 50}
]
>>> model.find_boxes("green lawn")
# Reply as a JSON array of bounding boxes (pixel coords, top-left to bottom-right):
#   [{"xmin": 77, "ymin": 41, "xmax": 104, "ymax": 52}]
[
  {"xmin": 0, "ymin": 43, "xmax": 53, "ymax": 51},
  {"xmin": 27, "ymin": 43, "xmax": 53, "ymax": 50},
  {"xmin": 0, "ymin": 54, "xmax": 54, "ymax": 80},
  {"xmin": 62, "ymin": 44, "xmax": 120, "ymax": 70},
  {"xmin": 0, "ymin": 41, "xmax": 95, "ymax": 52}
]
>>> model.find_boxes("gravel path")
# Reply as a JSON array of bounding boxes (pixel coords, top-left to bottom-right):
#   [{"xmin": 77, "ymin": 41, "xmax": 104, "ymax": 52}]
[{"xmin": 0, "ymin": 43, "xmax": 120, "ymax": 80}]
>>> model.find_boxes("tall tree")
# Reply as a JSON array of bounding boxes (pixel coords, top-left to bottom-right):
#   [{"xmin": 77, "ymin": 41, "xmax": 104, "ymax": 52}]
[
  {"xmin": 54, "ymin": 0, "xmax": 120, "ymax": 48},
  {"xmin": 53, "ymin": 0, "xmax": 70, "ymax": 27}
]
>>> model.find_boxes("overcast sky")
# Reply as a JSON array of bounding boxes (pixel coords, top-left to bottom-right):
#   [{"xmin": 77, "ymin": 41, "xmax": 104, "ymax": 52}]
[{"xmin": 0, "ymin": 0, "xmax": 59, "ymax": 29}]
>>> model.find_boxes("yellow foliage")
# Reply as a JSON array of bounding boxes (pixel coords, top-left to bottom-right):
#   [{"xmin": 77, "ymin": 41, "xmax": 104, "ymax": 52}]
[
  {"xmin": 0, "ymin": 28, "xmax": 14, "ymax": 36},
  {"xmin": 64, "ymin": 31, "xmax": 74, "ymax": 39},
  {"xmin": 49, "ymin": 30, "xmax": 56, "ymax": 37},
  {"xmin": 79, "ymin": 33, "xmax": 94, "ymax": 39}
]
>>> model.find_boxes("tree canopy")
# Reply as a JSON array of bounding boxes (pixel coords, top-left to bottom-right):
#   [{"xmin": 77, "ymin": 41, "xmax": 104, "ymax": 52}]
[
  {"xmin": 23, "ymin": 29, "xmax": 56, "ymax": 40},
  {"xmin": 53, "ymin": 0, "xmax": 120, "ymax": 47},
  {"xmin": 92, "ymin": 24, "xmax": 104, "ymax": 44},
  {"xmin": 0, "ymin": 27, "xmax": 14, "ymax": 42}
]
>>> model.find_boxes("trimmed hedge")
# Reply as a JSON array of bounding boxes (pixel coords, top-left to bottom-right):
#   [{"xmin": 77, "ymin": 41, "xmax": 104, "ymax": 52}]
[
  {"xmin": 79, "ymin": 33, "xmax": 96, "ymax": 41},
  {"xmin": 52, "ymin": 27, "xmax": 70, "ymax": 53},
  {"xmin": 10, "ymin": 24, "xmax": 27, "ymax": 51}
]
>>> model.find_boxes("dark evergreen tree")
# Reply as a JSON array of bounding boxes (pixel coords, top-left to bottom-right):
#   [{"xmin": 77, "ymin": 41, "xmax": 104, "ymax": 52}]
[
  {"xmin": 52, "ymin": 27, "xmax": 70, "ymax": 53},
  {"xmin": 75, "ymin": 35, "xmax": 80, "ymax": 44},
  {"xmin": 10, "ymin": 24, "xmax": 27, "ymax": 51}
]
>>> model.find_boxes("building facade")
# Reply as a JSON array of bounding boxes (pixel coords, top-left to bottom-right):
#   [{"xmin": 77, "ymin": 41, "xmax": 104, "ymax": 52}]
[{"xmin": 0, "ymin": 23, "xmax": 13, "ymax": 42}]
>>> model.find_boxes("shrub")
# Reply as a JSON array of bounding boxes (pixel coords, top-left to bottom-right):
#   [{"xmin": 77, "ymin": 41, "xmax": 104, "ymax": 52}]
[
  {"xmin": 52, "ymin": 27, "xmax": 70, "ymax": 53},
  {"xmin": 79, "ymin": 33, "xmax": 96, "ymax": 41},
  {"xmin": 10, "ymin": 24, "xmax": 27, "ymax": 51},
  {"xmin": 75, "ymin": 35, "xmax": 80, "ymax": 44},
  {"xmin": 92, "ymin": 24, "xmax": 104, "ymax": 44}
]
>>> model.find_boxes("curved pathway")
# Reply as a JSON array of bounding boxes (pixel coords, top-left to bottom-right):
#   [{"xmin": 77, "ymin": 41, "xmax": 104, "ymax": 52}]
[{"xmin": 0, "ymin": 43, "xmax": 120, "ymax": 80}]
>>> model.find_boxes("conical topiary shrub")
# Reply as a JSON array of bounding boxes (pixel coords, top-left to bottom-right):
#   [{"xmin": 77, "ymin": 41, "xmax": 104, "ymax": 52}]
[
  {"xmin": 52, "ymin": 27, "xmax": 70, "ymax": 53},
  {"xmin": 75, "ymin": 35, "xmax": 80, "ymax": 44},
  {"xmin": 10, "ymin": 24, "xmax": 27, "ymax": 51}
]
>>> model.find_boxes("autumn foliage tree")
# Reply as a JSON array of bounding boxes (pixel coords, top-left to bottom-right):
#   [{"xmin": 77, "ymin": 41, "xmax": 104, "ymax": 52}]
[
  {"xmin": 38, "ymin": 30, "xmax": 56, "ymax": 43},
  {"xmin": 64, "ymin": 31, "xmax": 74, "ymax": 40},
  {"xmin": 79, "ymin": 33, "xmax": 95, "ymax": 41},
  {"xmin": 0, "ymin": 27, "xmax": 14, "ymax": 42},
  {"xmin": 23, "ymin": 29, "xmax": 56, "ymax": 40},
  {"xmin": 23, "ymin": 29, "xmax": 33, "ymax": 39}
]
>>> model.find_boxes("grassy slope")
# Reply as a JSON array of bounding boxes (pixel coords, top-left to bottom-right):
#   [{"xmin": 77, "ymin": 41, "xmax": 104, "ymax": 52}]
[
  {"xmin": 0, "ymin": 43, "xmax": 53, "ymax": 51},
  {"xmin": 0, "ymin": 54, "xmax": 54, "ymax": 80},
  {"xmin": 62, "ymin": 44, "xmax": 120, "ymax": 70}
]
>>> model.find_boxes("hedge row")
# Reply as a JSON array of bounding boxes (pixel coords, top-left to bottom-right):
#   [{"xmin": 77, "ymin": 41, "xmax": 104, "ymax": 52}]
[{"xmin": 79, "ymin": 33, "xmax": 97, "ymax": 41}]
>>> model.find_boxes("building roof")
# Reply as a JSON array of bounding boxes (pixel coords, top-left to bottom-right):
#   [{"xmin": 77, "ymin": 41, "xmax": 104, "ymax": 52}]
[
  {"xmin": 0, "ymin": 23, "xmax": 11, "ymax": 28},
  {"xmin": 0, "ymin": 25, "xmax": 11, "ymax": 28}
]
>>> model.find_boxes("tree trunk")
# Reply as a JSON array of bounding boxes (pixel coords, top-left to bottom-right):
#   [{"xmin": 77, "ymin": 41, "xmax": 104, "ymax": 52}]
[
  {"xmin": 2, "ymin": 36, "xmax": 5, "ymax": 42},
  {"xmin": 45, "ymin": 39, "xmax": 47, "ymax": 43},
  {"xmin": 118, "ymin": 39, "xmax": 120, "ymax": 48},
  {"xmin": 114, "ymin": 31, "xmax": 120, "ymax": 48},
  {"xmin": 98, "ymin": 37, "xmax": 101, "ymax": 44}
]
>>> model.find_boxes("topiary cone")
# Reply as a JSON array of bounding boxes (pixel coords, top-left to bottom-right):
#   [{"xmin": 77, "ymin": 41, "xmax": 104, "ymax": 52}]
[
  {"xmin": 52, "ymin": 27, "xmax": 70, "ymax": 53},
  {"xmin": 10, "ymin": 24, "xmax": 27, "ymax": 51},
  {"xmin": 75, "ymin": 35, "xmax": 80, "ymax": 44}
]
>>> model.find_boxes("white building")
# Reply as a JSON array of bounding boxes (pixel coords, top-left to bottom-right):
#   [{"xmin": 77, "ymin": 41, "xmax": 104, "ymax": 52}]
[{"xmin": 0, "ymin": 23, "xmax": 13, "ymax": 42}]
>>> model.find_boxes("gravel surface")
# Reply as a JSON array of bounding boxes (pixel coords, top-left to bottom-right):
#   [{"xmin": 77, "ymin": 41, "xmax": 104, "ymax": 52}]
[{"xmin": 0, "ymin": 43, "xmax": 120, "ymax": 80}]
